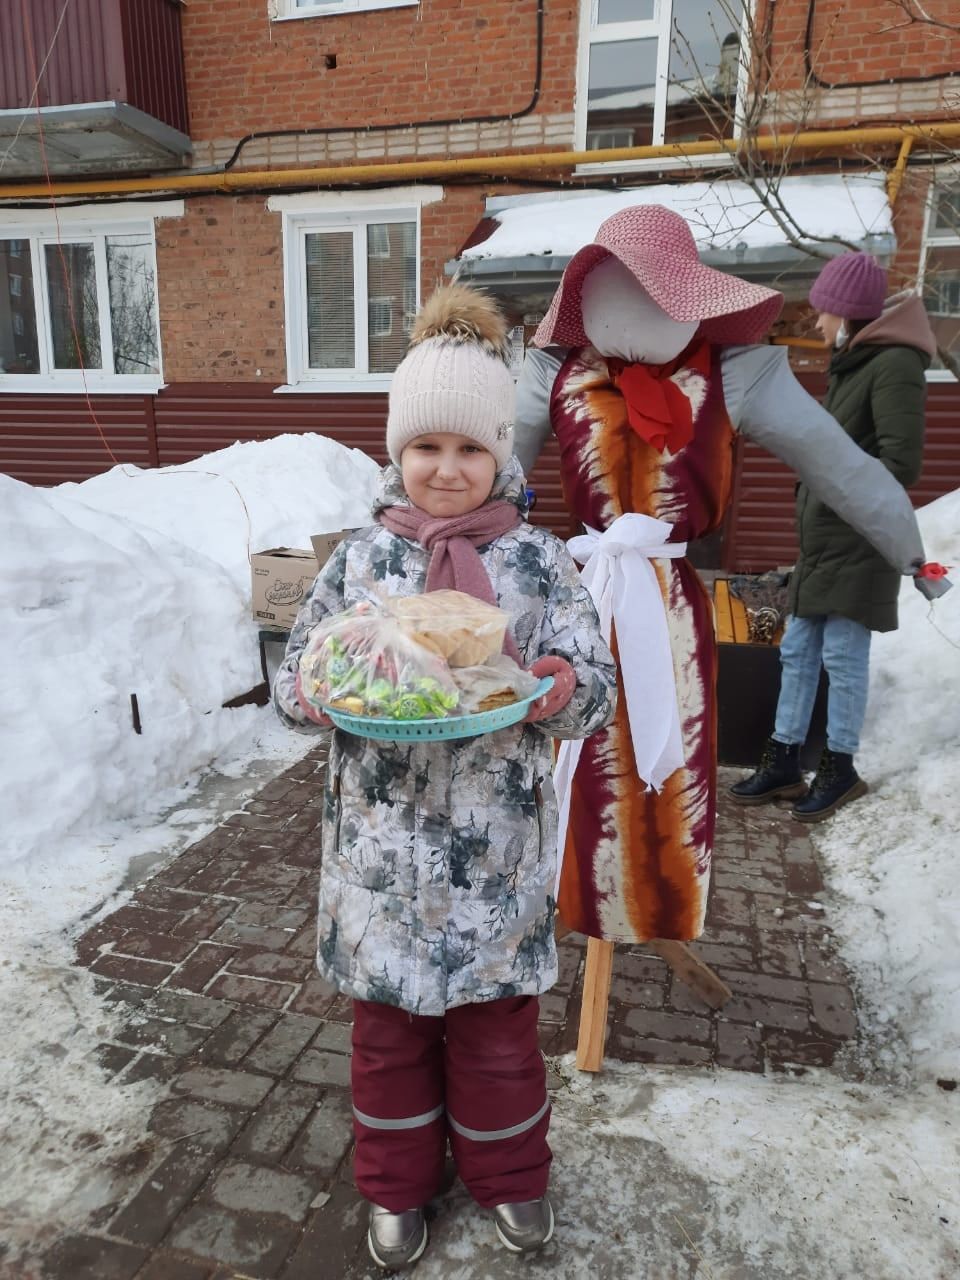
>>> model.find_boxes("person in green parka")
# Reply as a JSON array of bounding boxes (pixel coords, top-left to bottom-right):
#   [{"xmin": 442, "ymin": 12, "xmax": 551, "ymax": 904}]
[{"xmin": 731, "ymin": 251, "xmax": 936, "ymax": 821}]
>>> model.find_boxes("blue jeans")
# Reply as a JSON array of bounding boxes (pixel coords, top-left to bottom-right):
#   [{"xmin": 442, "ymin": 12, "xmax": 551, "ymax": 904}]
[{"xmin": 773, "ymin": 614, "xmax": 872, "ymax": 756}]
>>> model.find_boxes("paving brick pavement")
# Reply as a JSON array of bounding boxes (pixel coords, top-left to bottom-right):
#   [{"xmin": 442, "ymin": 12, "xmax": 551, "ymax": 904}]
[{"xmin": 43, "ymin": 748, "xmax": 860, "ymax": 1279}]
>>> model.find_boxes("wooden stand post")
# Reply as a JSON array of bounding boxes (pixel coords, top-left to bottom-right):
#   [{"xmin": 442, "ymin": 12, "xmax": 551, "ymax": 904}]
[
  {"xmin": 573, "ymin": 935, "xmax": 733, "ymax": 1073},
  {"xmin": 647, "ymin": 940, "xmax": 732, "ymax": 1010},
  {"xmin": 575, "ymin": 937, "xmax": 615, "ymax": 1072}
]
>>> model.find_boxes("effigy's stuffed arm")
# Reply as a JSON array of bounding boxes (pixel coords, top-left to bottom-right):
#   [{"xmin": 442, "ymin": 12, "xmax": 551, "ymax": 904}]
[
  {"xmin": 515, "ymin": 346, "xmax": 567, "ymax": 476},
  {"xmin": 722, "ymin": 345, "xmax": 925, "ymax": 576}
]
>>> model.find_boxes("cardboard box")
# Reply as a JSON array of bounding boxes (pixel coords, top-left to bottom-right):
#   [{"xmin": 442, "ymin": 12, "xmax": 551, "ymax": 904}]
[
  {"xmin": 251, "ymin": 530, "xmax": 355, "ymax": 631},
  {"xmin": 310, "ymin": 530, "xmax": 351, "ymax": 568}
]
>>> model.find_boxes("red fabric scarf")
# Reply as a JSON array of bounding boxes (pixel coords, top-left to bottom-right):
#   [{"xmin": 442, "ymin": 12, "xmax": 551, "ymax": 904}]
[
  {"xmin": 607, "ymin": 338, "xmax": 711, "ymax": 454},
  {"xmin": 377, "ymin": 500, "xmax": 523, "ymax": 663}
]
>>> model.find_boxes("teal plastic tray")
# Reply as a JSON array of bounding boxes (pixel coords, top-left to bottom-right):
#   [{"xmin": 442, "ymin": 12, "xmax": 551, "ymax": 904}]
[{"xmin": 324, "ymin": 677, "xmax": 554, "ymax": 741}]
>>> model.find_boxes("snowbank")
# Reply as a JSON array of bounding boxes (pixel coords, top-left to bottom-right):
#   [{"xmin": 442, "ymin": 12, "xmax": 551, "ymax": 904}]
[
  {"xmin": 0, "ymin": 434, "xmax": 380, "ymax": 872},
  {"xmin": 63, "ymin": 432, "xmax": 379, "ymax": 596},
  {"xmin": 0, "ymin": 434, "xmax": 380, "ymax": 1251},
  {"xmin": 812, "ymin": 488, "xmax": 960, "ymax": 1081}
]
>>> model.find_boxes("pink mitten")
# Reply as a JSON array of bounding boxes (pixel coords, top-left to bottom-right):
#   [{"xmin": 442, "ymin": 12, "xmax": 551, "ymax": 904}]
[
  {"xmin": 295, "ymin": 670, "xmax": 334, "ymax": 728},
  {"xmin": 524, "ymin": 655, "xmax": 577, "ymax": 724}
]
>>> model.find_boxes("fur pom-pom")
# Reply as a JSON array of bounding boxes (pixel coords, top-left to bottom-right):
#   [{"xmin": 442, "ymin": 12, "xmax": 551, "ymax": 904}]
[{"xmin": 409, "ymin": 282, "xmax": 510, "ymax": 362}]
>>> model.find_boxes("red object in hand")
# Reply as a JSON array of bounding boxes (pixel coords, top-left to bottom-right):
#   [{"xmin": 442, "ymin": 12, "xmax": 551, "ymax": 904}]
[
  {"xmin": 295, "ymin": 670, "xmax": 334, "ymax": 728},
  {"xmin": 917, "ymin": 562, "xmax": 950, "ymax": 580},
  {"xmin": 523, "ymin": 655, "xmax": 577, "ymax": 724}
]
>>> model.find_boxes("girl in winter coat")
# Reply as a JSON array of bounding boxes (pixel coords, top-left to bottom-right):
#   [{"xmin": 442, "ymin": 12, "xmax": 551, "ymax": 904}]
[
  {"xmin": 274, "ymin": 284, "xmax": 617, "ymax": 1270},
  {"xmin": 730, "ymin": 252, "xmax": 936, "ymax": 820}
]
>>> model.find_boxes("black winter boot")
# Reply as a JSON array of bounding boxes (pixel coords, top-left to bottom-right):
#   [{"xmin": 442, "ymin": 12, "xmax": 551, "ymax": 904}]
[
  {"xmin": 791, "ymin": 748, "xmax": 867, "ymax": 822},
  {"xmin": 728, "ymin": 737, "xmax": 807, "ymax": 805}
]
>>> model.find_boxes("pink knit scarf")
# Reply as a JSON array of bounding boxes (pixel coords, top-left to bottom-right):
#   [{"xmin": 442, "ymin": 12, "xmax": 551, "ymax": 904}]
[{"xmin": 377, "ymin": 500, "xmax": 523, "ymax": 663}]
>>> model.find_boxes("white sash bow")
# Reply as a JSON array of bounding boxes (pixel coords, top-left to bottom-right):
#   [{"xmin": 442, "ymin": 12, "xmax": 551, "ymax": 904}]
[{"xmin": 553, "ymin": 513, "xmax": 687, "ymax": 895}]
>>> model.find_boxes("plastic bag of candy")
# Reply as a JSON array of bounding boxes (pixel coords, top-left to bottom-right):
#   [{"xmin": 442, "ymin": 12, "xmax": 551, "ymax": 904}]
[{"xmin": 297, "ymin": 601, "xmax": 463, "ymax": 721}]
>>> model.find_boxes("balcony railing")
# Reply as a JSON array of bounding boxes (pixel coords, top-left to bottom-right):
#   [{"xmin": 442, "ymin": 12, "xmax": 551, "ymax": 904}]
[{"xmin": 0, "ymin": 0, "xmax": 190, "ymax": 178}]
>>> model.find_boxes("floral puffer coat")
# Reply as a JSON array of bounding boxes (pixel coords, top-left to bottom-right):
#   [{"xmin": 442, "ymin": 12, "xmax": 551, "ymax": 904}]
[{"xmin": 274, "ymin": 459, "xmax": 617, "ymax": 1015}]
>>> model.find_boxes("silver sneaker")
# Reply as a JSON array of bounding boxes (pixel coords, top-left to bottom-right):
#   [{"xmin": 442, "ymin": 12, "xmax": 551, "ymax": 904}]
[
  {"xmin": 493, "ymin": 1196, "xmax": 555, "ymax": 1253},
  {"xmin": 367, "ymin": 1205, "xmax": 428, "ymax": 1270}
]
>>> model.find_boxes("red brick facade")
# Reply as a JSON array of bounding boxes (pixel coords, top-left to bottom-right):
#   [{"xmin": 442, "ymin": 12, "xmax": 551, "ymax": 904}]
[
  {"xmin": 183, "ymin": 0, "xmax": 577, "ymax": 142},
  {"xmin": 152, "ymin": 0, "xmax": 960, "ymax": 381},
  {"xmin": 771, "ymin": 0, "xmax": 959, "ymax": 92}
]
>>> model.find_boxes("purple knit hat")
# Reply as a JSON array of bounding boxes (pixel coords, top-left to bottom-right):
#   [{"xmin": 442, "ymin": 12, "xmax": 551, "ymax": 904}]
[{"xmin": 809, "ymin": 252, "xmax": 887, "ymax": 320}]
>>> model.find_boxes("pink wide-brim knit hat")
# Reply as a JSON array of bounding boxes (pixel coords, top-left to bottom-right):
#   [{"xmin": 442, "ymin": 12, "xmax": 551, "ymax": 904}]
[{"xmin": 534, "ymin": 205, "xmax": 784, "ymax": 349}]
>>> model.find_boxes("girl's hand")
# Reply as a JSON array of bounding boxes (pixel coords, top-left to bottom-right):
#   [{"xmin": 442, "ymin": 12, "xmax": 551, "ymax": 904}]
[
  {"xmin": 524, "ymin": 655, "xmax": 576, "ymax": 723},
  {"xmin": 295, "ymin": 671, "xmax": 334, "ymax": 728}
]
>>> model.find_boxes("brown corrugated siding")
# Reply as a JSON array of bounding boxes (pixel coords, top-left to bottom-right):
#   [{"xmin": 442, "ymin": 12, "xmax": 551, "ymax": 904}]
[
  {"xmin": 150, "ymin": 384, "xmax": 576, "ymax": 537},
  {"xmin": 1, "ymin": 380, "xmax": 955, "ymax": 555},
  {"xmin": 1, "ymin": 0, "xmax": 122, "ymax": 107},
  {"xmin": 0, "ymin": 394, "xmax": 154, "ymax": 483},
  {"xmin": 0, "ymin": 0, "xmax": 187, "ymax": 132},
  {"xmin": 122, "ymin": 0, "xmax": 189, "ymax": 135}
]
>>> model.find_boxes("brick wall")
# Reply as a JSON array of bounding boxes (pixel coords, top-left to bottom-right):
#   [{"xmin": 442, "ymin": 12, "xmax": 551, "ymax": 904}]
[
  {"xmin": 766, "ymin": 0, "xmax": 959, "ymax": 123},
  {"xmin": 155, "ymin": 186, "xmax": 494, "ymax": 382},
  {"xmin": 157, "ymin": 197, "xmax": 287, "ymax": 383},
  {"xmin": 183, "ymin": 0, "xmax": 579, "ymax": 166}
]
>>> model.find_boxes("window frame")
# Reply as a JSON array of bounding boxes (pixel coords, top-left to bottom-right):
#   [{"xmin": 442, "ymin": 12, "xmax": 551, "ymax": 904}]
[
  {"xmin": 0, "ymin": 202, "xmax": 180, "ymax": 394},
  {"xmin": 574, "ymin": 0, "xmax": 751, "ymax": 175},
  {"xmin": 277, "ymin": 199, "xmax": 419, "ymax": 386},
  {"xmin": 918, "ymin": 173, "xmax": 960, "ymax": 383},
  {"xmin": 273, "ymin": 0, "xmax": 420, "ymax": 21}
]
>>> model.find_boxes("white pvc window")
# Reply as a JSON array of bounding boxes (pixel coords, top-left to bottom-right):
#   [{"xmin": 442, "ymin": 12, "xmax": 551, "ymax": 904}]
[
  {"xmin": 283, "ymin": 207, "xmax": 418, "ymax": 387},
  {"xmin": 576, "ymin": 0, "xmax": 747, "ymax": 159},
  {"xmin": 0, "ymin": 222, "xmax": 163, "ymax": 389},
  {"xmin": 274, "ymin": 0, "xmax": 420, "ymax": 20},
  {"xmin": 919, "ymin": 177, "xmax": 960, "ymax": 380}
]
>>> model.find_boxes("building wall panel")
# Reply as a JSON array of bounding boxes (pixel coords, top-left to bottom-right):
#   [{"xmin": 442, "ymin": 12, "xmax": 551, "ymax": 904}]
[
  {"xmin": 0, "ymin": 393, "xmax": 153, "ymax": 486},
  {"xmin": 0, "ymin": 0, "xmax": 187, "ymax": 131}
]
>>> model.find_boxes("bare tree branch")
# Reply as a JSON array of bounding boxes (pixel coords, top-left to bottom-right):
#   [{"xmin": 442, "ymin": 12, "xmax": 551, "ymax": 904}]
[{"xmin": 878, "ymin": 0, "xmax": 960, "ymax": 36}]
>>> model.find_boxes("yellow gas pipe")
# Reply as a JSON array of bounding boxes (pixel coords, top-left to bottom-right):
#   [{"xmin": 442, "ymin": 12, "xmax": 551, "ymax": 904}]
[
  {"xmin": 1, "ymin": 122, "xmax": 958, "ymax": 200},
  {"xmin": 887, "ymin": 136, "xmax": 916, "ymax": 207}
]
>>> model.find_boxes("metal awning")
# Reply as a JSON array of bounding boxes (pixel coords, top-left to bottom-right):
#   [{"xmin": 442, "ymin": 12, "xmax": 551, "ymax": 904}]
[
  {"xmin": 0, "ymin": 103, "xmax": 192, "ymax": 178},
  {"xmin": 447, "ymin": 176, "xmax": 895, "ymax": 309}
]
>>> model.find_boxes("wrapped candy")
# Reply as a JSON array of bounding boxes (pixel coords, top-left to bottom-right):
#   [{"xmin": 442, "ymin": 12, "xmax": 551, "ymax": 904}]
[{"xmin": 297, "ymin": 601, "xmax": 462, "ymax": 721}]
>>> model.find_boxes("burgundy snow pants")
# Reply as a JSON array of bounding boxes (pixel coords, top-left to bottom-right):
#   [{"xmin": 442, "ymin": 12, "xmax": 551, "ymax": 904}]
[{"xmin": 351, "ymin": 995, "xmax": 551, "ymax": 1212}]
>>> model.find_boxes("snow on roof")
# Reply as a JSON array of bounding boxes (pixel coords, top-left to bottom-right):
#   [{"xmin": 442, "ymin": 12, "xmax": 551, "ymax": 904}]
[{"xmin": 460, "ymin": 175, "xmax": 894, "ymax": 262}]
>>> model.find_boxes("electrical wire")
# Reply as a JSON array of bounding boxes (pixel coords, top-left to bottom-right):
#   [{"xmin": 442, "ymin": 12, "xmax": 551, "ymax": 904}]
[
  {"xmin": 803, "ymin": 0, "xmax": 958, "ymax": 88},
  {"xmin": 219, "ymin": 0, "xmax": 544, "ymax": 172},
  {"xmin": 19, "ymin": 0, "xmax": 119, "ymax": 466},
  {"xmin": 0, "ymin": 0, "xmax": 75, "ymax": 175},
  {"xmin": 17, "ymin": 0, "xmax": 257, "ymax": 562}
]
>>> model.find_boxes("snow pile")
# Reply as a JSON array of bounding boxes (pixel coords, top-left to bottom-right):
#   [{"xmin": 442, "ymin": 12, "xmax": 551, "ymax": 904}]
[
  {"xmin": 404, "ymin": 1062, "xmax": 960, "ymax": 1279},
  {"xmin": 0, "ymin": 433, "xmax": 379, "ymax": 871},
  {"xmin": 462, "ymin": 175, "xmax": 892, "ymax": 261},
  {"xmin": 0, "ymin": 433, "xmax": 379, "ymax": 1254},
  {"xmin": 812, "ymin": 488, "xmax": 960, "ymax": 1080},
  {"xmin": 64, "ymin": 432, "xmax": 379, "ymax": 596}
]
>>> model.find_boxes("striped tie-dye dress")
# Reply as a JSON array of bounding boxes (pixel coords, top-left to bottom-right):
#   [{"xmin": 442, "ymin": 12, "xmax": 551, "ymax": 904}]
[{"xmin": 551, "ymin": 342, "xmax": 735, "ymax": 943}]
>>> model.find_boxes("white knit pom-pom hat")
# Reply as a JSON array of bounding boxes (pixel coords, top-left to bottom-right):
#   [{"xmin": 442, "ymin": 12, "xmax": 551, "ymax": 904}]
[{"xmin": 386, "ymin": 282, "xmax": 516, "ymax": 471}]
